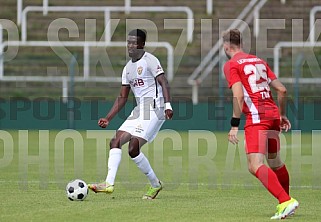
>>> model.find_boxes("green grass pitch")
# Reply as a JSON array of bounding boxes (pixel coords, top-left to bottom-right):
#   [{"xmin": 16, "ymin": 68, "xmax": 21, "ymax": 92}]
[{"xmin": 0, "ymin": 130, "xmax": 320, "ymax": 221}]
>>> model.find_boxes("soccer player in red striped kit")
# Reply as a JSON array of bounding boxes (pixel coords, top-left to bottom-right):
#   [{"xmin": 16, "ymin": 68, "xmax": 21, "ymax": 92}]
[{"xmin": 222, "ymin": 29, "xmax": 299, "ymax": 219}]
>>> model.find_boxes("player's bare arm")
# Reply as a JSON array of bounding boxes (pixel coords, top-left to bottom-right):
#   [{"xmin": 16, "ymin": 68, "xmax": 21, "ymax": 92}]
[
  {"xmin": 270, "ymin": 79, "xmax": 291, "ymax": 132},
  {"xmin": 98, "ymin": 85, "xmax": 131, "ymax": 128},
  {"xmin": 228, "ymin": 81, "xmax": 244, "ymax": 144},
  {"xmin": 156, "ymin": 73, "xmax": 173, "ymax": 120}
]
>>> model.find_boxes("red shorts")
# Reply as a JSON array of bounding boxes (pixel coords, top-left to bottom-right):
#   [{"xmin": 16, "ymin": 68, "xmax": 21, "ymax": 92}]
[{"xmin": 244, "ymin": 119, "xmax": 281, "ymax": 154}]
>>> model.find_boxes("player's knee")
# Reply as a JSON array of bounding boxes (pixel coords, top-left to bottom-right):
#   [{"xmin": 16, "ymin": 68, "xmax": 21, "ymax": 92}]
[
  {"xmin": 248, "ymin": 163, "xmax": 262, "ymax": 175},
  {"xmin": 267, "ymin": 159, "xmax": 284, "ymax": 170},
  {"xmin": 266, "ymin": 153, "xmax": 284, "ymax": 169},
  {"xmin": 128, "ymin": 145, "xmax": 139, "ymax": 158},
  {"xmin": 109, "ymin": 138, "xmax": 120, "ymax": 149}
]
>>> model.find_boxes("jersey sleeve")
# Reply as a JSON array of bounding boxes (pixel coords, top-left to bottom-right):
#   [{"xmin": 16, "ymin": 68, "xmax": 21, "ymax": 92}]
[
  {"xmin": 121, "ymin": 66, "xmax": 129, "ymax": 85},
  {"xmin": 266, "ymin": 63, "xmax": 277, "ymax": 83},
  {"xmin": 223, "ymin": 61, "xmax": 241, "ymax": 88},
  {"xmin": 148, "ymin": 55, "xmax": 164, "ymax": 77}
]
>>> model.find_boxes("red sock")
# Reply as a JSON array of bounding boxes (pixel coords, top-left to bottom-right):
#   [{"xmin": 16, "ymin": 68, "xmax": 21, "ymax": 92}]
[
  {"xmin": 273, "ymin": 165, "xmax": 290, "ymax": 195},
  {"xmin": 255, "ymin": 165, "xmax": 290, "ymax": 204}
]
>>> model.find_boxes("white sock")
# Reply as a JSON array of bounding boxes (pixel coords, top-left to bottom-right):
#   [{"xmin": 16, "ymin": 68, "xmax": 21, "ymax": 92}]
[
  {"xmin": 132, "ymin": 152, "xmax": 160, "ymax": 188},
  {"xmin": 105, "ymin": 148, "xmax": 122, "ymax": 185}
]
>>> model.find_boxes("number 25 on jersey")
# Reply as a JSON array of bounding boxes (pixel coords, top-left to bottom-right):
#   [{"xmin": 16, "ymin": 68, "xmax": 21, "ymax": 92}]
[{"xmin": 244, "ymin": 64, "xmax": 271, "ymax": 99}]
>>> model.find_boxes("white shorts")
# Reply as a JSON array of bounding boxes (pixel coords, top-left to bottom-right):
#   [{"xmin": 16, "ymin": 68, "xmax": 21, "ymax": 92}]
[{"xmin": 118, "ymin": 106, "xmax": 165, "ymax": 142}]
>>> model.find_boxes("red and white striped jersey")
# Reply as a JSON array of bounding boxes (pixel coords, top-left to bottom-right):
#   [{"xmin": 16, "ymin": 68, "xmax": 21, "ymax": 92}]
[{"xmin": 223, "ymin": 52, "xmax": 280, "ymax": 126}]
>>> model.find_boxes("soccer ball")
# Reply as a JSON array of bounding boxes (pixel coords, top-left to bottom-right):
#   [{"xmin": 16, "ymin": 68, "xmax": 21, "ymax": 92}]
[{"xmin": 66, "ymin": 179, "xmax": 89, "ymax": 201}]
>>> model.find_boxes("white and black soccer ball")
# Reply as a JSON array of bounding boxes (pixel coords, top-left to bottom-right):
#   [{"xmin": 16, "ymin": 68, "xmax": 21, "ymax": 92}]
[{"xmin": 66, "ymin": 179, "xmax": 89, "ymax": 201}]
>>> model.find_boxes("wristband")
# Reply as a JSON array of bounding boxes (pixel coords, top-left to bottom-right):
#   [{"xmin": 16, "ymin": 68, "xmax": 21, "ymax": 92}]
[
  {"xmin": 230, "ymin": 117, "xmax": 240, "ymax": 127},
  {"xmin": 165, "ymin": 102, "xmax": 172, "ymax": 110}
]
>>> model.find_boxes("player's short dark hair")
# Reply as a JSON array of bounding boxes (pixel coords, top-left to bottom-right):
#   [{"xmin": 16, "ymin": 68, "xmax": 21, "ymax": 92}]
[
  {"xmin": 222, "ymin": 29, "xmax": 241, "ymax": 46},
  {"xmin": 128, "ymin": 29, "xmax": 146, "ymax": 42}
]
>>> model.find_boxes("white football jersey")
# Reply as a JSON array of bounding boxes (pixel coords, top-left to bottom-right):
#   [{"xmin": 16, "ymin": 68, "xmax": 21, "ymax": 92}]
[{"xmin": 122, "ymin": 52, "xmax": 165, "ymax": 109}]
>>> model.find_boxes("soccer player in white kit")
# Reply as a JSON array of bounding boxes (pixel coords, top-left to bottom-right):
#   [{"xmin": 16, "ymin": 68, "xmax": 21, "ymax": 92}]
[{"xmin": 88, "ymin": 29, "xmax": 173, "ymax": 199}]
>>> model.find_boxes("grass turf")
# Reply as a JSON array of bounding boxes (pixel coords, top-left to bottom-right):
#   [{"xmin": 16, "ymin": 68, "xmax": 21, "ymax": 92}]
[{"xmin": 0, "ymin": 130, "xmax": 320, "ymax": 221}]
